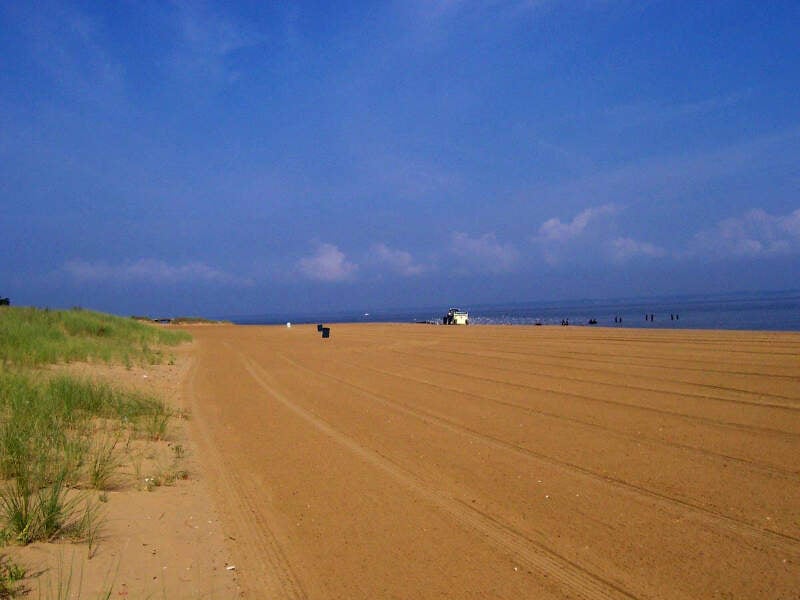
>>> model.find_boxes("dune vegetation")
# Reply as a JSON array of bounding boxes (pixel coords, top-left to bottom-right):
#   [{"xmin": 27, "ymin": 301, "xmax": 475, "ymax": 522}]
[
  {"xmin": 0, "ymin": 306, "xmax": 192, "ymax": 596},
  {"xmin": 0, "ymin": 307, "xmax": 190, "ymax": 368}
]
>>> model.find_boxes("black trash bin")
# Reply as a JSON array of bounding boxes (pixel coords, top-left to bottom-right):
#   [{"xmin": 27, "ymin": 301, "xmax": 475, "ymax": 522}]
[
  {"xmin": 317, "ymin": 323, "xmax": 324, "ymax": 331},
  {"xmin": 321, "ymin": 327, "xmax": 330, "ymax": 338}
]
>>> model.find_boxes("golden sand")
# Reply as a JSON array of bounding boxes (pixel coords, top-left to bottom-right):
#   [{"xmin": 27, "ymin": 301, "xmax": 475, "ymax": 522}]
[{"xmin": 177, "ymin": 323, "xmax": 799, "ymax": 599}]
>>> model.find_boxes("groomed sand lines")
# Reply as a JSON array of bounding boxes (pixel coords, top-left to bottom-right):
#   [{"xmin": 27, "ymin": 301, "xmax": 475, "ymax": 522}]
[{"xmin": 184, "ymin": 324, "xmax": 800, "ymax": 599}]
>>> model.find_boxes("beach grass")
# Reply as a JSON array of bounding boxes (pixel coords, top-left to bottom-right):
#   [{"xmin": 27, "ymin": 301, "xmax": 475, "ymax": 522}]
[
  {"xmin": 0, "ymin": 307, "xmax": 190, "ymax": 368},
  {"xmin": 0, "ymin": 306, "xmax": 191, "ymax": 554},
  {"xmin": 0, "ymin": 372, "xmax": 175, "ymax": 544}
]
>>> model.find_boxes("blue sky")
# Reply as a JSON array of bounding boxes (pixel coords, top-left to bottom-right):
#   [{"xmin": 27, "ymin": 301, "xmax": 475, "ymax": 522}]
[{"xmin": 2, "ymin": 1, "xmax": 799, "ymax": 317}]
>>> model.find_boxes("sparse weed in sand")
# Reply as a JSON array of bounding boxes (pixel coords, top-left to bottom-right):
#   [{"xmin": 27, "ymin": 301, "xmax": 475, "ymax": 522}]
[
  {"xmin": 130, "ymin": 453, "xmax": 144, "ymax": 490},
  {"xmin": 62, "ymin": 437, "xmax": 89, "ymax": 488},
  {"xmin": 0, "ymin": 371, "xmax": 180, "ymax": 547},
  {"xmin": 129, "ymin": 442, "xmax": 190, "ymax": 492},
  {"xmin": 0, "ymin": 471, "xmax": 87, "ymax": 545},
  {"xmin": 0, "ymin": 477, "xmax": 35, "ymax": 544},
  {"xmin": 32, "ymin": 474, "xmax": 71, "ymax": 541},
  {"xmin": 86, "ymin": 435, "xmax": 121, "ymax": 491},
  {"xmin": 0, "ymin": 373, "xmax": 172, "ymax": 482},
  {"xmin": 0, "ymin": 554, "xmax": 26, "ymax": 598},
  {"xmin": 171, "ymin": 443, "xmax": 185, "ymax": 460},
  {"xmin": 155, "ymin": 458, "xmax": 188, "ymax": 487},
  {"xmin": 36, "ymin": 551, "xmax": 115, "ymax": 600},
  {"xmin": 138, "ymin": 403, "xmax": 172, "ymax": 441},
  {"xmin": 77, "ymin": 499, "xmax": 102, "ymax": 560},
  {"xmin": 168, "ymin": 443, "xmax": 189, "ymax": 483}
]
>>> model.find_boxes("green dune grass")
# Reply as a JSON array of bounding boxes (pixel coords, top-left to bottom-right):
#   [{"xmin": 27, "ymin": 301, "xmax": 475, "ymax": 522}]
[{"xmin": 0, "ymin": 307, "xmax": 191, "ymax": 367}]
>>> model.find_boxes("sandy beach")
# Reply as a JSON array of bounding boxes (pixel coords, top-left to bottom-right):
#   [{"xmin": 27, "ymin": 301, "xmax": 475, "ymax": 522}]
[{"xmin": 173, "ymin": 323, "xmax": 799, "ymax": 599}]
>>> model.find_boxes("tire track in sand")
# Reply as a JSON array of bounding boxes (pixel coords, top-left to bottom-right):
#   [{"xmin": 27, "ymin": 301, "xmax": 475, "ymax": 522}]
[
  {"xmin": 366, "ymin": 354, "xmax": 799, "ymax": 438},
  {"xmin": 240, "ymin": 354, "xmax": 638, "ymax": 600},
  {"xmin": 321, "ymin": 354, "xmax": 797, "ymax": 480},
  {"xmin": 390, "ymin": 348, "xmax": 800, "ymax": 413},
  {"xmin": 186, "ymin": 356, "xmax": 307, "ymax": 600},
  {"xmin": 279, "ymin": 354, "xmax": 800, "ymax": 555},
  {"xmin": 411, "ymin": 346, "xmax": 800, "ymax": 405}
]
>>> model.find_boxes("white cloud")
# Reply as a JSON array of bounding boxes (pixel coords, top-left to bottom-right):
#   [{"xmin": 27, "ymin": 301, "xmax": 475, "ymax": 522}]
[
  {"xmin": 64, "ymin": 259, "xmax": 252, "ymax": 285},
  {"xmin": 687, "ymin": 208, "xmax": 800, "ymax": 259},
  {"xmin": 610, "ymin": 237, "xmax": 666, "ymax": 262},
  {"xmin": 533, "ymin": 204, "xmax": 623, "ymax": 265},
  {"xmin": 537, "ymin": 204, "xmax": 618, "ymax": 243},
  {"xmin": 450, "ymin": 232, "xmax": 519, "ymax": 273},
  {"xmin": 371, "ymin": 244, "xmax": 428, "ymax": 276},
  {"xmin": 298, "ymin": 244, "xmax": 358, "ymax": 282}
]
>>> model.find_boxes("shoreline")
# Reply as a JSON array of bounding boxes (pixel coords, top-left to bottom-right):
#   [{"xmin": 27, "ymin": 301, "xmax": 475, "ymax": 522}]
[
  {"xmin": 221, "ymin": 290, "xmax": 800, "ymax": 332},
  {"xmin": 228, "ymin": 319, "xmax": 800, "ymax": 335}
]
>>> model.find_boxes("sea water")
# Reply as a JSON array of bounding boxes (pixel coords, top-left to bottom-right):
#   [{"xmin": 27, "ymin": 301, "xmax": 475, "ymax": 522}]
[{"xmin": 229, "ymin": 290, "xmax": 800, "ymax": 332}]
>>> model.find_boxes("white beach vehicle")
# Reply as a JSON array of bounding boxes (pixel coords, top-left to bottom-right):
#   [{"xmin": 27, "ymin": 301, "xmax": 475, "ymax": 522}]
[{"xmin": 443, "ymin": 307, "xmax": 469, "ymax": 325}]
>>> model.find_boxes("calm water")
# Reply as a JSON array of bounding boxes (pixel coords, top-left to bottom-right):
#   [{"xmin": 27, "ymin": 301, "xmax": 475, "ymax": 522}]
[{"xmin": 229, "ymin": 290, "xmax": 800, "ymax": 332}]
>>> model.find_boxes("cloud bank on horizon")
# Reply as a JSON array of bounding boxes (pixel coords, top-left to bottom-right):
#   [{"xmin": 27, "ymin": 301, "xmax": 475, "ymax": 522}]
[{"xmin": 1, "ymin": 1, "xmax": 798, "ymax": 315}]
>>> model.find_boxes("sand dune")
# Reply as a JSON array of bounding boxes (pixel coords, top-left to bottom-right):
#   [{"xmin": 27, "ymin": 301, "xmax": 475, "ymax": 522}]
[{"xmin": 183, "ymin": 323, "xmax": 800, "ymax": 599}]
